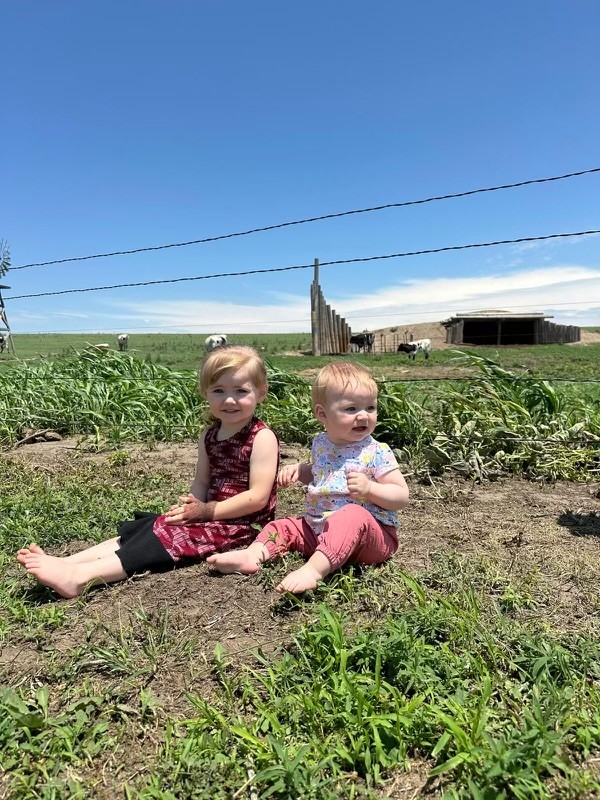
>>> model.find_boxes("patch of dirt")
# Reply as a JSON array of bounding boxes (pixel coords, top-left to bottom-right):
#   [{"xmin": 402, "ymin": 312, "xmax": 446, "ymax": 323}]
[
  {"xmin": 3, "ymin": 438, "xmax": 599, "ymax": 639},
  {"xmin": 577, "ymin": 329, "xmax": 600, "ymax": 344},
  {"xmin": 3, "ymin": 438, "xmax": 309, "ymax": 480}
]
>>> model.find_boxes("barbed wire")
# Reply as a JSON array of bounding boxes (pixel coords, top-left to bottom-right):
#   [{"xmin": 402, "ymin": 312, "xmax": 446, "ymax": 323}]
[
  {"xmin": 1, "ymin": 416, "xmax": 597, "ymax": 447},
  {"xmin": 7, "ymin": 228, "xmax": 600, "ymax": 301},
  {"xmin": 5, "ymin": 294, "xmax": 600, "ymax": 335},
  {"xmin": 0, "ymin": 372, "xmax": 599, "ymax": 384},
  {"xmin": 11, "ymin": 167, "xmax": 600, "ymax": 271}
]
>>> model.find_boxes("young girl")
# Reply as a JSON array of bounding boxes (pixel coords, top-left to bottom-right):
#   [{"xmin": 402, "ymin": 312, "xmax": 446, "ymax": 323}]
[
  {"xmin": 208, "ymin": 361, "xmax": 409, "ymax": 593},
  {"xmin": 17, "ymin": 345, "xmax": 279, "ymax": 598}
]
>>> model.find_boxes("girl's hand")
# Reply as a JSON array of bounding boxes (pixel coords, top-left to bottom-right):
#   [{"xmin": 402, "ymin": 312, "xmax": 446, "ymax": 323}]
[
  {"xmin": 346, "ymin": 470, "xmax": 371, "ymax": 501},
  {"xmin": 277, "ymin": 463, "xmax": 301, "ymax": 487},
  {"xmin": 164, "ymin": 494, "xmax": 216, "ymax": 524}
]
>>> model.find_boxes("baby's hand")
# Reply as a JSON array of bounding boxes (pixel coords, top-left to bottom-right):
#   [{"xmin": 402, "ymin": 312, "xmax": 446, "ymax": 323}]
[
  {"xmin": 346, "ymin": 470, "xmax": 372, "ymax": 501},
  {"xmin": 277, "ymin": 463, "xmax": 300, "ymax": 487}
]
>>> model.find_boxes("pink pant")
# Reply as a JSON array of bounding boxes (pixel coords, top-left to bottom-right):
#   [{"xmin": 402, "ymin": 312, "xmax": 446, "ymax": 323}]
[{"xmin": 256, "ymin": 504, "xmax": 398, "ymax": 571}]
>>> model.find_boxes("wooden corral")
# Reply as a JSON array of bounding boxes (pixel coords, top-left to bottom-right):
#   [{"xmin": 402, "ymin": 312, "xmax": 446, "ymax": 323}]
[{"xmin": 310, "ymin": 260, "xmax": 351, "ymax": 355}]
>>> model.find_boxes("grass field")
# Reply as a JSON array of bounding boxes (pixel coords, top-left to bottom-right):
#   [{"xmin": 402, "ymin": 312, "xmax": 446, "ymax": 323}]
[
  {"xmin": 2, "ymin": 331, "xmax": 600, "ymax": 380},
  {"xmin": 1, "ymin": 456, "xmax": 600, "ymax": 799},
  {"xmin": 1, "ymin": 334, "xmax": 600, "ymax": 798}
]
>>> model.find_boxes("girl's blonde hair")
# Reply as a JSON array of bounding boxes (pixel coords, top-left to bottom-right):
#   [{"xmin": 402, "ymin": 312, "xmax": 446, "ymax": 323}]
[
  {"xmin": 311, "ymin": 362, "xmax": 378, "ymax": 410},
  {"xmin": 198, "ymin": 345, "xmax": 268, "ymax": 397}
]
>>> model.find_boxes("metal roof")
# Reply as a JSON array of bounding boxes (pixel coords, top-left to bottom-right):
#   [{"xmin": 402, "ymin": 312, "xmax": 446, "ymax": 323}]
[{"xmin": 450, "ymin": 309, "xmax": 551, "ymax": 320}]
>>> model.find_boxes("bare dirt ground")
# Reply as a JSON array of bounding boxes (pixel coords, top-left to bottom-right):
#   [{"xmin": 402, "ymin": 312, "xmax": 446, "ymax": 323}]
[{"xmin": 4, "ymin": 438, "xmax": 600, "ymax": 641}]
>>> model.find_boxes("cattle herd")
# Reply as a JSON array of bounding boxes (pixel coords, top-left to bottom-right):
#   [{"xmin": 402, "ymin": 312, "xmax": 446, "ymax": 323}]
[
  {"xmin": 0, "ymin": 330, "xmax": 432, "ymax": 361},
  {"xmin": 348, "ymin": 331, "xmax": 432, "ymax": 360}
]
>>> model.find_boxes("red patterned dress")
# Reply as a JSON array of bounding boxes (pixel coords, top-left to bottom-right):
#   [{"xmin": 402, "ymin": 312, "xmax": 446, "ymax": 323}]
[{"xmin": 152, "ymin": 417, "xmax": 277, "ymax": 561}]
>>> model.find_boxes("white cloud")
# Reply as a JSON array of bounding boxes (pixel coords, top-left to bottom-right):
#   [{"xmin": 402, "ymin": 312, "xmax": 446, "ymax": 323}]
[
  {"xmin": 52, "ymin": 311, "xmax": 90, "ymax": 319},
  {"xmin": 112, "ymin": 264, "xmax": 600, "ymax": 332}
]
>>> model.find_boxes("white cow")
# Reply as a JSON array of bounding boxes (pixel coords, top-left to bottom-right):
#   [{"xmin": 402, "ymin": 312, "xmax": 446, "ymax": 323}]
[
  {"xmin": 117, "ymin": 333, "xmax": 129, "ymax": 351},
  {"xmin": 204, "ymin": 334, "xmax": 228, "ymax": 352},
  {"xmin": 397, "ymin": 338, "xmax": 431, "ymax": 360}
]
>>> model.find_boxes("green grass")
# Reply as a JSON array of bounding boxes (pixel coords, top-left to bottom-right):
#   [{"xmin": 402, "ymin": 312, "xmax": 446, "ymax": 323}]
[
  {"xmin": 0, "ymin": 333, "xmax": 313, "ymax": 370},
  {"xmin": 0, "ymin": 350, "xmax": 598, "ymax": 481},
  {"xmin": 2, "ymin": 332, "xmax": 600, "ymax": 379},
  {"xmin": 2, "ymin": 461, "xmax": 600, "ymax": 798}
]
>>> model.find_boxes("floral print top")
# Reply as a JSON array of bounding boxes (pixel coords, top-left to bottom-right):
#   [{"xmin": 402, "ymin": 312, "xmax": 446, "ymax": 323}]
[{"xmin": 305, "ymin": 432, "xmax": 400, "ymax": 534}]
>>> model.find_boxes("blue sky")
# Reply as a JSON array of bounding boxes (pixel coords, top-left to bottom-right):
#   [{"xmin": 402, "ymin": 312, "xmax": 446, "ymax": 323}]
[{"xmin": 2, "ymin": 1, "xmax": 599, "ymax": 335}]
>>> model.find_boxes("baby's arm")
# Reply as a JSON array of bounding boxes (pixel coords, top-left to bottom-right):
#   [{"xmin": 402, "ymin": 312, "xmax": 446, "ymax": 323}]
[
  {"xmin": 346, "ymin": 468, "xmax": 409, "ymax": 511},
  {"xmin": 278, "ymin": 462, "xmax": 312, "ymax": 487}
]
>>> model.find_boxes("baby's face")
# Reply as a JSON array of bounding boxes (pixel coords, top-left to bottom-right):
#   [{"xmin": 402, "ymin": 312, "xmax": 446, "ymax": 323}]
[{"xmin": 316, "ymin": 384, "xmax": 377, "ymax": 446}]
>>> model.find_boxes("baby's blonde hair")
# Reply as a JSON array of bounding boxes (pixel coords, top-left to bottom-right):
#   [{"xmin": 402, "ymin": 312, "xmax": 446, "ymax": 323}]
[
  {"xmin": 198, "ymin": 345, "xmax": 268, "ymax": 397},
  {"xmin": 311, "ymin": 361, "xmax": 378, "ymax": 410}
]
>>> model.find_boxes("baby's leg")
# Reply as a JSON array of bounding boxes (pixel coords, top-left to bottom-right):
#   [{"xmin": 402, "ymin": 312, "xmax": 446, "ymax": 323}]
[
  {"xmin": 316, "ymin": 504, "xmax": 396, "ymax": 571},
  {"xmin": 276, "ymin": 505, "xmax": 396, "ymax": 594},
  {"xmin": 208, "ymin": 518, "xmax": 313, "ymax": 575},
  {"xmin": 20, "ymin": 550, "xmax": 127, "ymax": 598},
  {"xmin": 206, "ymin": 541, "xmax": 269, "ymax": 574}
]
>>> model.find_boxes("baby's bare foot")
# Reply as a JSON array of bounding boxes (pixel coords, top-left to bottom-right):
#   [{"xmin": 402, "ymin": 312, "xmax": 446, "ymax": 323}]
[
  {"xmin": 22, "ymin": 552, "xmax": 85, "ymax": 598},
  {"xmin": 207, "ymin": 550, "xmax": 262, "ymax": 575},
  {"xmin": 276, "ymin": 564, "xmax": 323, "ymax": 594}
]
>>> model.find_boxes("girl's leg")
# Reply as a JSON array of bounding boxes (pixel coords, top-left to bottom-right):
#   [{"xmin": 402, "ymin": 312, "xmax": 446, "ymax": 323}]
[
  {"xmin": 208, "ymin": 517, "xmax": 316, "ymax": 574},
  {"xmin": 18, "ymin": 550, "xmax": 127, "ymax": 599},
  {"xmin": 16, "ymin": 538, "xmax": 121, "ymax": 567},
  {"xmin": 19, "ymin": 522, "xmax": 174, "ymax": 598},
  {"xmin": 64, "ymin": 538, "xmax": 122, "ymax": 563},
  {"xmin": 276, "ymin": 505, "xmax": 397, "ymax": 594}
]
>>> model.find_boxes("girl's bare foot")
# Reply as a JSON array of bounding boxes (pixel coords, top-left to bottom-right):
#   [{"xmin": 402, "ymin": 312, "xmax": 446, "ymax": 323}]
[
  {"xmin": 207, "ymin": 549, "xmax": 262, "ymax": 575},
  {"xmin": 20, "ymin": 550, "xmax": 85, "ymax": 598},
  {"xmin": 16, "ymin": 542, "xmax": 47, "ymax": 566}
]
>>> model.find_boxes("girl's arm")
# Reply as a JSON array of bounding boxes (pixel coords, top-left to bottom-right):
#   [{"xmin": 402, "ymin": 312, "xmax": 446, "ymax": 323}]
[
  {"xmin": 189, "ymin": 432, "xmax": 210, "ymax": 501},
  {"xmin": 164, "ymin": 432, "xmax": 211, "ymax": 524},
  {"xmin": 346, "ymin": 468, "xmax": 409, "ymax": 511},
  {"xmin": 210, "ymin": 427, "xmax": 279, "ymax": 520}
]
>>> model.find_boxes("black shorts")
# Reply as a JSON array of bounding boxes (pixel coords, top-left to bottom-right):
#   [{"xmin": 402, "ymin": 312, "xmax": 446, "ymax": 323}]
[{"xmin": 115, "ymin": 511, "xmax": 176, "ymax": 577}]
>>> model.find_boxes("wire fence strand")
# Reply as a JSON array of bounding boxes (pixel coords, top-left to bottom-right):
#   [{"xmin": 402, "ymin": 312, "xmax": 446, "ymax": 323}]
[
  {"xmin": 11, "ymin": 167, "xmax": 600, "ymax": 271},
  {"xmin": 7, "ymin": 228, "xmax": 600, "ymax": 301}
]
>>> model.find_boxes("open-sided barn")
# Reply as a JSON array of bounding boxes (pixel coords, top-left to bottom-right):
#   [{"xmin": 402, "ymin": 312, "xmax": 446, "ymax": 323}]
[{"xmin": 442, "ymin": 309, "xmax": 580, "ymax": 346}]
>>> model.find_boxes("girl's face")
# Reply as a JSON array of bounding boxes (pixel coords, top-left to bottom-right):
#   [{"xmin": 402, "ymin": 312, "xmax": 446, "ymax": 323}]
[
  {"xmin": 205, "ymin": 367, "xmax": 266, "ymax": 428},
  {"xmin": 315, "ymin": 383, "xmax": 377, "ymax": 446}
]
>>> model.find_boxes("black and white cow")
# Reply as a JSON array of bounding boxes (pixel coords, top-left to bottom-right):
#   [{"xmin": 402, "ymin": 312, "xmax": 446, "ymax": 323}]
[
  {"xmin": 397, "ymin": 338, "xmax": 431, "ymax": 360},
  {"xmin": 204, "ymin": 334, "xmax": 228, "ymax": 352},
  {"xmin": 349, "ymin": 332, "xmax": 375, "ymax": 353},
  {"xmin": 0, "ymin": 333, "xmax": 8, "ymax": 354},
  {"xmin": 117, "ymin": 333, "xmax": 129, "ymax": 351}
]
